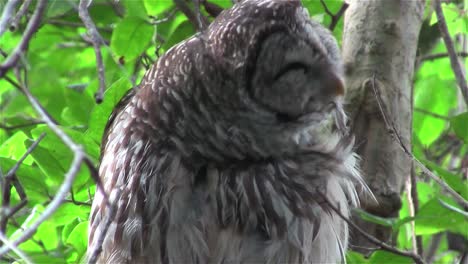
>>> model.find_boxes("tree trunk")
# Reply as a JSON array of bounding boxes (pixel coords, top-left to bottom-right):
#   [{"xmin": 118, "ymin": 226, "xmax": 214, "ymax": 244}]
[{"xmin": 342, "ymin": 0, "xmax": 425, "ymax": 253}]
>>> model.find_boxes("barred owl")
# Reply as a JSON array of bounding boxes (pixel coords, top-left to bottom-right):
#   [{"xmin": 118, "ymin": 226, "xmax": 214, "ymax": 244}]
[{"xmin": 88, "ymin": 0, "xmax": 365, "ymax": 263}]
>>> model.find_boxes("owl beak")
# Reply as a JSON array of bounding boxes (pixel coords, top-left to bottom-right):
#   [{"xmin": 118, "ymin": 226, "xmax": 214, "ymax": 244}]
[{"xmin": 324, "ymin": 70, "xmax": 345, "ymax": 97}]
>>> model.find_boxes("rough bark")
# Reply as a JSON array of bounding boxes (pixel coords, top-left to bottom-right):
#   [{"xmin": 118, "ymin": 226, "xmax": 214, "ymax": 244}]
[{"xmin": 342, "ymin": 0, "xmax": 425, "ymax": 253}]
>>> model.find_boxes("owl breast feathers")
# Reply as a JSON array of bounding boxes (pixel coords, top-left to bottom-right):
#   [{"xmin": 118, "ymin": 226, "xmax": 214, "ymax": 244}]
[{"xmin": 87, "ymin": 0, "xmax": 365, "ymax": 263}]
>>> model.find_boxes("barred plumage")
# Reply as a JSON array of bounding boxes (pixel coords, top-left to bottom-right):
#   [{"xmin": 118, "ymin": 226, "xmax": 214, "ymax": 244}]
[{"xmin": 87, "ymin": 0, "xmax": 365, "ymax": 263}]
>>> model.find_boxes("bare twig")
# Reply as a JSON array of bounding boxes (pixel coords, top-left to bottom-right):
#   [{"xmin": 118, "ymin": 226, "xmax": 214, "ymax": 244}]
[
  {"xmin": 319, "ymin": 0, "xmax": 349, "ymax": 31},
  {"xmin": 414, "ymin": 107, "xmax": 450, "ymax": 120},
  {"xmin": 47, "ymin": 18, "xmax": 113, "ymax": 33},
  {"xmin": 150, "ymin": 8, "xmax": 177, "ymax": 25},
  {"xmin": 9, "ymin": 0, "xmax": 33, "ymax": 31},
  {"xmin": 419, "ymin": 52, "xmax": 468, "ymax": 62},
  {"xmin": 173, "ymin": 0, "xmax": 209, "ymax": 31},
  {"xmin": 318, "ymin": 191, "xmax": 426, "ymax": 264},
  {"xmin": 0, "ymin": 121, "xmax": 45, "ymax": 130},
  {"xmin": 87, "ymin": 188, "xmax": 122, "ymax": 264},
  {"xmin": 0, "ymin": 0, "xmax": 47, "ymax": 78},
  {"xmin": 372, "ymin": 76, "xmax": 468, "ymax": 209},
  {"xmin": 0, "ymin": 233, "xmax": 32, "ymax": 264},
  {"xmin": 424, "ymin": 233, "xmax": 443, "ymax": 263},
  {"xmin": 202, "ymin": 0, "xmax": 224, "ymax": 17},
  {"xmin": 0, "ymin": 80, "xmax": 106, "ymax": 256},
  {"xmin": 406, "ymin": 174, "xmax": 423, "ymax": 255},
  {"xmin": 0, "ymin": 0, "xmax": 20, "ymax": 37},
  {"xmin": 0, "ymin": 134, "xmax": 45, "ymax": 235},
  {"xmin": 434, "ymin": 0, "xmax": 468, "ymax": 106},
  {"xmin": 78, "ymin": 0, "xmax": 106, "ymax": 103},
  {"xmin": 5, "ymin": 133, "xmax": 46, "ymax": 180}
]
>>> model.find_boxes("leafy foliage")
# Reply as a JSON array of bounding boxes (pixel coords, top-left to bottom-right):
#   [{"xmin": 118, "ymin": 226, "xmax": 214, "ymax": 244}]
[{"xmin": 0, "ymin": 0, "xmax": 466, "ymax": 263}]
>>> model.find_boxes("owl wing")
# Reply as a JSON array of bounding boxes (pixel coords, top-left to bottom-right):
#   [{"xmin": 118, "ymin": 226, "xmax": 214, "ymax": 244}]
[
  {"xmin": 87, "ymin": 85, "xmax": 151, "ymax": 263},
  {"xmin": 87, "ymin": 37, "xmax": 209, "ymax": 263}
]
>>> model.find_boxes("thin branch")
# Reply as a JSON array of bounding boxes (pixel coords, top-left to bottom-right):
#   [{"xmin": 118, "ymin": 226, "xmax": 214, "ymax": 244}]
[
  {"xmin": 406, "ymin": 173, "xmax": 423, "ymax": 255},
  {"xmin": 9, "ymin": 0, "xmax": 33, "ymax": 31},
  {"xmin": 419, "ymin": 52, "xmax": 468, "ymax": 62},
  {"xmin": 0, "ymin": 0, "xmax": 20, "ymax": 37},
  {"xmin": 434, "ymin": 0, "xmax": 468, "ymax": 106},
  {"xmin": 78, "ymin": 0, "xmax": 106, "ymax": 103},
  {"xmin": 0, "ymin": 121, "xmax": 45, "ymax": 130},
  {"xmin": 0, "ymin": 0, "xmax": 47, "ymax": 78},
  {"xmin": 150, "ymin": 8, "xmax": 177, "ymax": 25},
  {"xmin": 0, "ymin": 80, "xmax": 105, "ymax": 256},
  {"xmin": 414, "ymin": 107, "xmax": 450, "ymax": 120},
  {"xmin": 5, "ymin": 133, "xmax": 46, "ymax": 180},
  {"xmin": 0, "ymin": 233, "xmax": 32, "ymax": 264},
  {"xmin": 371, "ymin": 76, "xmax": 468, "ymax": 209},
  {"xmin": 318, "ymin": 191, "xmax": 426, "ymax": 264},
  {"xmin": 173, "ymin": 0, "xmax": 209, "ymax": 31},
  {"xmin": 0, "ymin": 153, "xmax": 85, "ymax": 257},
  {"xmin": 202, "ymin": 0, "xmax": 224, "ymax": 17},
  {"xmin": 424, "ymin": 233, "xmax": 443, "ymax": 263},
  {"xmin": 0, "ymin": 134, "xmax": 44, "ymax": 242},
  {"xmin": 47, "ymin": 18, "xmax": 113, "ymax": 33},
  {"xmin": 319, "ymin": 0, "xmax": 349, "ymax": 31}
]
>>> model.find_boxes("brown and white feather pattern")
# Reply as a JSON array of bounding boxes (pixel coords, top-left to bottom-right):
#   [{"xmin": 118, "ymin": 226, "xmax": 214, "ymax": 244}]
[{"xmin": 88, "ymin": 0, "xmax": 366, "ymax": 263}]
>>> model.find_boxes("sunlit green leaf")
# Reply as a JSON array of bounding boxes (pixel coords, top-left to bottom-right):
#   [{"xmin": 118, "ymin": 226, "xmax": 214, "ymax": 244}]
[
  {"xmin": 415, "ymin": 197, "xmax": 466, "ymax": 235},
  {"xmin": 65, "ymin": 221, "xmax": 89, "ymax": 259},
  {"xmin": 111, "ymin": 17, "xmax": 154, "ymax": 61},
  {"xmin": 86, "ymin": 78, "xmax": 133, "ymax": 143}
]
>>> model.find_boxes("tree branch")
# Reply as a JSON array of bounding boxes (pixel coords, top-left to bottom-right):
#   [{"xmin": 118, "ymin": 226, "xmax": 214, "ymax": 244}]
[
  {"xmin": 9, "ymin": 0, "xmax": 33, "ymax": 31},
  {"xmin": 419, "ymin": 52, "xmax": 468, "ymax": 62},
  {"xmin": 0, "ymin": 0, "xmax": 20, "ymax": 37},
  {"xmin": 434, "ymin": 0, "xmax": 468, "ymax": 106},
  {"xmin": 320, "ymin": 0, "xmax": 349, "ymax": 31},
  {"xmin": 173, "ymin": 0, "xmax": 209, "ymax": 31},
  {"xmin": 78, "ymin": 0, "xmax": 106, "ymax": 103},
  {"xmin": 0, "ymin": 80, "xmax": 106, "ymax": 256},
  {"xmin": 0, "ymin": 233, "xmax": 32, "ymax": 264},
  {"xmin": 0, "ymin": 0, "xmax": 47, "ymax": 78},
  {"xmin": 372, "ymin": 75, "xmax": 468, "ymax": 209},
  {"xmin": 318, "ymin": 190, "xmax": 426, "ymax": 264},
  {"xmin": 0, "ymin": 134, "xmax": 45, "ymax": 236}
]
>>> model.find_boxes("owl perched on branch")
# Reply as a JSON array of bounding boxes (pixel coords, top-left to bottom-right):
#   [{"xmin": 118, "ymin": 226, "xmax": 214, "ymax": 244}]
[{"xmin": 87, "ymin": 0, "xmax": 365, "ymax": 263}]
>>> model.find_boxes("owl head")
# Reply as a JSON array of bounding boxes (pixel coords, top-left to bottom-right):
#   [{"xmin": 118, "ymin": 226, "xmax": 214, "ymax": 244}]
[
  {"xmin": 205, "ymin": 0, "xmax": 345, "ymax": 122},
  {"xmin": 152, "ymin": 0, "xmax": 347, "ymax": 160}
]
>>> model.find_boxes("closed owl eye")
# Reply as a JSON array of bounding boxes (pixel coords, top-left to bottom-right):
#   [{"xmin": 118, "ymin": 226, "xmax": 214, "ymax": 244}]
[{"xmin": 273, "ymin": 62, "xmax": 308, "ymax": 81}]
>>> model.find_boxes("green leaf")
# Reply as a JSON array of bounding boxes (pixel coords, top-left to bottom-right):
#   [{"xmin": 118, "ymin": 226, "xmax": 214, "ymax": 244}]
[
  {"xmin": 11, "ymin": 205, "xmax": 59, "ymax": 252},
  {"xmin": 62, "ymin": 218, "xmax": 81, "ymax": 245},
  {"xmin": 413, "ymin": 75, "xmax": 457, "ymax": 146},
  {"xmin": 144, "ymin": 0, "xmax": 174, "ymax": 16},
  {"xmin": 122, "ymin": 0, "xmax": 148, "ymax": 19},
  {"xmin": 415, "ymin": 197, "xmax": 466, "ymax": 235},
  {"xmin": 353, "ymin": 208, "xmax": 398, "ymax": 227},
  {"xmin": 0, "ymin": 157, "xmax": 49, "ymax": 204},
  {"xmin": 46, "ymin": 0, "xmax": 76, "ymax": 18},
  {"xmin": 420, "ymin": 158, "xmax": 467, "ymax": 200},
  {"xmin": 65, "ymin": 221, "xmax": 89, "ymax": 259},
  {"xmin": 438, "ymin": 199, "xmax": 468, "ymax": 218},
  {"xmin": 163, "ymin": 20, "xmax": 195, "ymax": 50},
  {"xmin": 51, "ymin": 204, "xmax": 90, "ymax": 226},
  {"xmin": 450, "ymin": 112, "xmax": 468, "ymax": 143},
  {"xmin": 430, "ymin": 3, "xmax": 467, "ymax": 35},
  {"xmin": 111, "ymin": 17, "xmax": 154, "ymax": 61},
  {"xmin": 368, "ymin": 250, "xmax": 413, "ymax": 264},
  {"xmin": 86, "ymin": 78, "xmax": 132, "ymax": 143},
  {"xmin": 346, "ymin": 251, "xmax": 369, "ymax": 264},
  {"xmin": 0, "ymin": 131, "xmax": 33, "ymax": 164}
]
